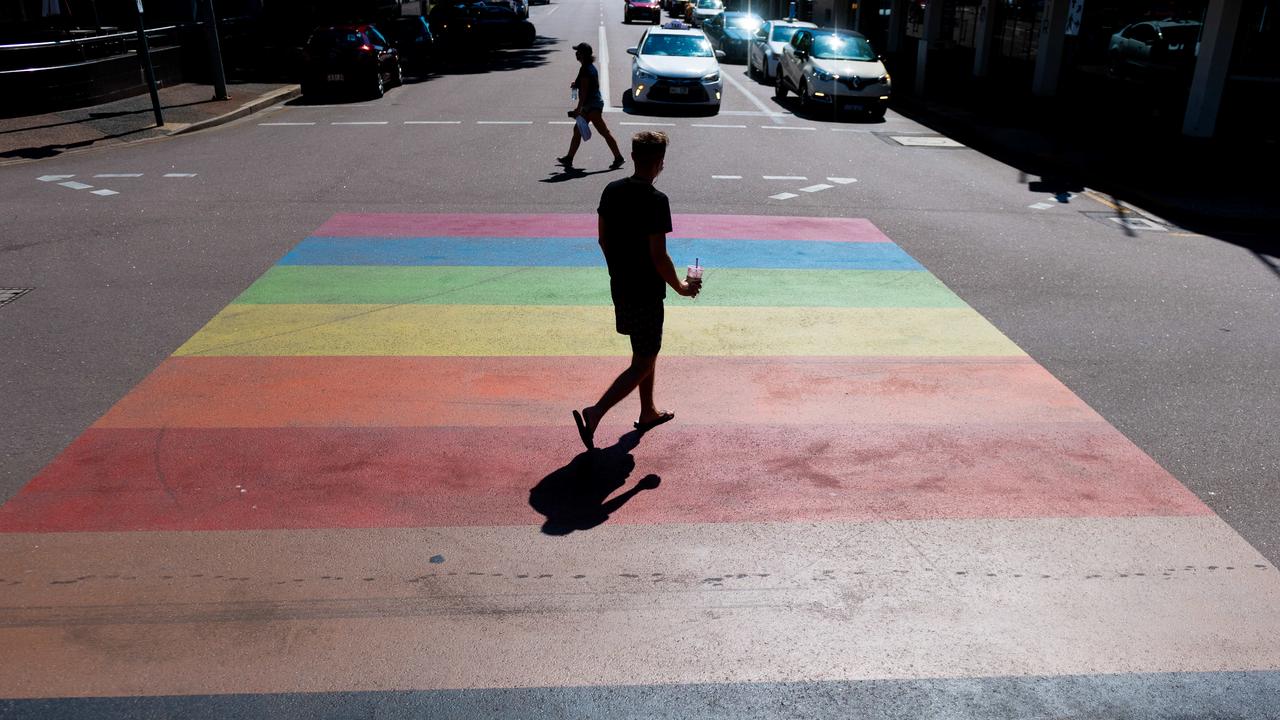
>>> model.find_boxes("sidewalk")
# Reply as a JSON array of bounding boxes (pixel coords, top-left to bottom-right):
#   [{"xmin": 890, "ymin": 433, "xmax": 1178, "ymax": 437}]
[
  {"xmin": 0, "ymin": 82, "xmax": 299, "ymax": 166},
  {"xmin": 891, "ymin": 88, "xmax": 1279, "ymax": 239}
]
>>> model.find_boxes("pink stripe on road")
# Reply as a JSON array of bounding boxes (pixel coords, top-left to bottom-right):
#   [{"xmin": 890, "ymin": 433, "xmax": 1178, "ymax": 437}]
[
  {"xmin": 0, "ymin": 424, "xmax": 1208, "ymax": 533},
  {"xmin": 312, "ymin": 213, "xmax": 893, "ymax": 242}
]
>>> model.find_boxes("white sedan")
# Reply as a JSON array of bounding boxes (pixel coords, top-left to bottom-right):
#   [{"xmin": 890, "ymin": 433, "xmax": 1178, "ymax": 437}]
[
  {"xmin": 748, "ymin": 18, "xmax": 817, "ymax": 83},
  {"xmin": 627, "ymin": 22, "xmax": 725, "ymax": 113}
]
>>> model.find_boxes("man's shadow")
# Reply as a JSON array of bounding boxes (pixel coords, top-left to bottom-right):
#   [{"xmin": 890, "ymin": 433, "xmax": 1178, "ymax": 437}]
[{"xmin": 529, "ymin": 430, "xmax": 660, "ymax": 535}]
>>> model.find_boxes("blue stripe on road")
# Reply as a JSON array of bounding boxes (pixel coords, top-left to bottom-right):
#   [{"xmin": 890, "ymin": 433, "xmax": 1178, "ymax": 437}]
[
  {"xmin": 4, "ymin": 672, "xmax": 1280, "ymax": 719},
  {"xmin": 279, "ymin": 236, "xmax": 924, "ymax": 270}
]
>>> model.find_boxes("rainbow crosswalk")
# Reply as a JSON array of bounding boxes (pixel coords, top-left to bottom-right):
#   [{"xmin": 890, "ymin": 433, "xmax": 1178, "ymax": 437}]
[{"xmin": 1, "ymin": 213, "xmax": 1277, "ymax": 715}]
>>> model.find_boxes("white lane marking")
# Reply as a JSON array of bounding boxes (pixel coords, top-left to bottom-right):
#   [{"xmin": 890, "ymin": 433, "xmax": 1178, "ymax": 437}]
[
  {"xmin": 164, "ymin": 173, "xmax": 198, "ymax": 178},
  {"xmin": 94, "ymin": 173, "xmax": 144, "ymax": 178},
  {"xmin": 90, "ymin": 189, "xmax": 119, "ymax": 196},
  {"xmin": 720, "ymin": 64, "xmax": 784, "ymax": 124},
  {"xmin": 37, "ymin": 175, "xmax": 74, "ymax": 182},
  {"xmin": 718, "ymin": 109, "xmax": 789, "ymax": 117},
  {"xmin": 620, "ymin": 121, "xmax": 675, "ymax": 126},
  {"xmin": 691, "ymin": 123, "xmax": 747, "ymax": 128},
  {"xmin": 769, "ymin": 192, "xmax": 798, "ymax": 200},
  {"xmin": 477, "ymin": 121, "xmax": 533, "ymax": 125},
  {"xmin": 538, "ymin": 4, "xmax": 560, "ymax": 15},
  {"xmin": 548, "ymin": 121, "xmax": 576, "ymax": 125},
  {"xmin": 1028, "ymin": 202, "xmax": 1055, "ymax": 210},
  {"xmin": 259, "ymin": 122, "xmax": 316, "ymax": 126},
  {"xmin": 332, "ymin": 121, "xmax": 388, "ymax": 125},
  {"xmin": 598, "ymin": 24, "xmax": 612, "ymax": 111},
  {"xmin": 404, "ymin": 120, "xmax": 462, "ymax": 124},
  {"xmin": 59, "ymin": 181, "xmax": 93, "ymax": 190},
  {"xmin": 799, "ymin": 183, "xmax": 834, "ymax": 193},
  {"xmin": 892, "ymin": 135, "xmax": 964, "ymax": 147},
  {"xmin": 761, "ymin": 125, "xmax": 816, "ymax": 131},
  {"xmin": 827, "ymin": 177, "xmax": 857, "ymax": 184},
  {"xmin": 830, "ymin": 127, "xmax": 870, "ymax": 132},
  {"xmin": 712, "ymin": 175, "xmax": 743, "ymax": 179},
  {"xmin": 762, "ymin": 175, "xmax": 806, "ymax": 180}
]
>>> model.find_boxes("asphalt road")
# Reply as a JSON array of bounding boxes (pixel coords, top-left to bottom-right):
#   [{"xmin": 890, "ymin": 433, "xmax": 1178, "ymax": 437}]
[{"xmin": 1, "ymin": 0, "xmax": 1278, "ymax": 714}]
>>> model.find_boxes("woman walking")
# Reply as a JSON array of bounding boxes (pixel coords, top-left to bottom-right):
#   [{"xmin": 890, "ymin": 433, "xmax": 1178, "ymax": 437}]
[{"xmin": 559, "ymin": 42, "xmax": 625, "ymax": 170}]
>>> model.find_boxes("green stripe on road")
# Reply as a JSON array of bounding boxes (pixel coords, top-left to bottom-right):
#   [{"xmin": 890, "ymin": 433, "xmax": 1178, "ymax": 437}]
[{"xmin": 233, "ymin": 266, "xmax": 967, "ymax": 308}]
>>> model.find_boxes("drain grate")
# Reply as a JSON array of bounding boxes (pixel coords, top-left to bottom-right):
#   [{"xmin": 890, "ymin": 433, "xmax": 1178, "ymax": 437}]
[
  {"xmin": 1080, "ymin": 212, "xmax": 1169, "ymax": 232},
  {"xmin": 0, "ymin": 288, "xmax": 33, "ymax": 307}
]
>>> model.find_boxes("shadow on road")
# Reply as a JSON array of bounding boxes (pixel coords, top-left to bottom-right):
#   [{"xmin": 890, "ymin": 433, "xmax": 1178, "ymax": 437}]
[{"xmin": 529, "ymin": 430, "xmax": 661, "ymax": 535}]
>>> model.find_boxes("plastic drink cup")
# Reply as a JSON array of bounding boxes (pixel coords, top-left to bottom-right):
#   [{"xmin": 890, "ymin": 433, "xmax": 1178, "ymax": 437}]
[{"xmin": 686, "ymin": 264, "xmax": 703, "ymax": 283}]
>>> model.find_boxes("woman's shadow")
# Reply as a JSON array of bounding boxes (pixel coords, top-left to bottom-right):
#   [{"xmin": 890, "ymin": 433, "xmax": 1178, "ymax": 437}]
[{"xmin": 529, "ymin": 430, "xmax": 660, "ymax": 536}]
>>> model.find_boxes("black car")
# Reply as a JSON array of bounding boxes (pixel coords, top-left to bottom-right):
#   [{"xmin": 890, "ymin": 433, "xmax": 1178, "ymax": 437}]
[
  {"xmin": 429, "ymin": 0, "xmax": 537, "ymax": 49},
  {"xmin": 702, "ymin": 11, "xmax": 762, "ymax": 62},
  {"xmin": 301, "ymin": 24, "xmax": 402, "ymax": 99},
  {"xmin": 624, "ymin": 0, "xmax": 661, "ymax": 24},
  {"xmin": 389, "ymin": 16, "xmax": 435, "ymax": 74}
]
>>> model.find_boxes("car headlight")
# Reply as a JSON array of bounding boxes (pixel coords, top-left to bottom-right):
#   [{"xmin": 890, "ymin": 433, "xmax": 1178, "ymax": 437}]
[
  {"xmin": 702, "ymin": 71, "xmax": 720, "ymax": 83},
  {"xmin": 812, "ymin": 68, "xmax": 838, "ymax": 81},
  {"xmin": 635, "ymin": 67, "xmax": 657, "ymax": 81},
  {"xmin": 878, "ymin": 73, "xmax": 891, "ymax": 84}
]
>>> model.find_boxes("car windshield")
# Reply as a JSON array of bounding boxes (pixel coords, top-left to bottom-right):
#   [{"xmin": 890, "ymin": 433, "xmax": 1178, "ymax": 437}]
[
  {"xmin": 812, "ymin": 34, "xmax": 876, "ymax": 61},
  {"xmin": 771, "ymin": 25, "xmax": 802, "ymax": 42},
  {"xmin": 696, "ymin": 0, "xmax": 722, "ymax": 8},
  {"xmin": 1160, "ymin": 25, "xmax": 1201, "ymax": 49},
  {"xmin": 726, "ymin": 13, "xmax": 761, "ymax": 29},
  {"xmin": 307, "ymin": 29, "xmax": 363, "ymax": 49},
  {"xmin": 642, "ymin": 34, "xmax": 714, "ymax": 57}
]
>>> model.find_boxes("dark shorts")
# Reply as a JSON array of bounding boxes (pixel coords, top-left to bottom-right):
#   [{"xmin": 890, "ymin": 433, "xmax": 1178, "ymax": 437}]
[{"xmin": 614, "ymin": 298, "xmax": 664, "ymax": 357}]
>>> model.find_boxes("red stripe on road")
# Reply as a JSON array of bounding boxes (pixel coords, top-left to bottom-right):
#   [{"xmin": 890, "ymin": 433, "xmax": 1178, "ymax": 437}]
[
  {"xmin": 94, "ymin": 356, "xmax": 1101, "ymax": 429},
  {"xmin": 0, "ymin": 425, "xmax": 1207, "ymax": 533},
  {"xmin": 312, "ymin": 213, "xmax": 893, "ymax": 242}
]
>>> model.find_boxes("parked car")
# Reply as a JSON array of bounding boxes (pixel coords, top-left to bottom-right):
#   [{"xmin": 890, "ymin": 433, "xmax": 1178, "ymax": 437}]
[
  {"xmin": 747, "ymin": 18, "xmax": 816, "ymax": 82},
  {"xmin": 1108, "ymin": 20, "xmax": 1201, "ymax": 76},
  {"xmin": 701, "ymin": 11, "xmax": 762, "ymax": 62},
  {"xmin": 388, "ymin": 16, "xmax": 435, "ymax": 74},
  {"xmin": 301, "ymin": 24, "xmax": 402, "ymax": 99},
  {"xmin": 627, "ymin": 22, "xmax": 726, "ymax": 113},
  {"xmin": 428, "ymin": 0, "xmax": 537, "ymax": 48},
  {"xmin": 667, "ymin": 0, "xmax": 692, "ymax": 18},
  {"xmin": 624, "ymin": 0, "xmax": 662, "ymax": 24},
  {"xmin": 774, "ymin": 28, "xmax": 890, "ymax": 118},
  {"xmin": 685, "ymin": 0, "xmax": 724, "ymax": 27}
]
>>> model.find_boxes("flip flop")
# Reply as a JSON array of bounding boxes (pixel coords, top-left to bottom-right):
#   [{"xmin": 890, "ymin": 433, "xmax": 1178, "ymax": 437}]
[
  {"xmin": 572, "ymin": 409, "xmax": 595, "ymax": 450},
  {"xmin": 633, "ymin": 411, "xmax": 675, "ymax": 432}
]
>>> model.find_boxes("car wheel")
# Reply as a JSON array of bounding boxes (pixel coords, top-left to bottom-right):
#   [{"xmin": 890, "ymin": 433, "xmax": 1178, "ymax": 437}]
[
  {"xmin": 624, "ymin": 12, "xmax": 630, "ymax": 23},
  {"xmin": 798, "ymin": 80, "xmax": 812, "ymax": 113},
  {"xmin": 868, "ymin": 104, "xmax": 887, "ymax": 121},
  {"xmin": 708, "ymin": 103, "xmax": 721, "ymax": 116},
  {"xmin": 371, "ymin": 72, "xmax": 385, "ymax": 99},
  {"xmin": 392, "ymin": 60, "xmax": 403, "ymax": 87},
  {"xmin": 774, "ymin": 71, "xmax": 787, "ymax": 99}
]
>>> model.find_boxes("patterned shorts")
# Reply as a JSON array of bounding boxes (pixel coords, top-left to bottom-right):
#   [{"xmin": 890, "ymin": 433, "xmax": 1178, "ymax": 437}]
[{"xmin": 614, "ymin": 298, "xmax": 664, "ymax": 357}]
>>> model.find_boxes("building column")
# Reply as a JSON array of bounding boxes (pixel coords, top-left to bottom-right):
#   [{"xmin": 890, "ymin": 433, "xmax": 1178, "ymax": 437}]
[
  {"xmin": 1183, "ymin": 0, "xmax": 1243, "ymax": 137},
  {"xmin": 914, "ymin": 0, "xmax": 944, "ymax": 96},
  {"xmin": 886, "ymin": 0, "xmax": 908, "ymax": 52},
  {"xmin": 1032, "ymin": 0, "xmax": 1070, "ymax": 96},
  {"xmin": 972, "ymin": 0, "xmax": 998, "ymax": 77}
]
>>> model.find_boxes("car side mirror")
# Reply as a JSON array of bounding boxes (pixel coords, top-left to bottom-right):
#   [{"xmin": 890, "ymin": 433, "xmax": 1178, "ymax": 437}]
[
  {"xmin": 627, "ymin": 47, "xmax": 638, "ymax": 55},
  {"xmin": 795, "ymin": 49, "xmax": 807, "ymax": 59},
  {"xmin": 715, "ymin": 49, "xmax": 726, "ymax": 59}
]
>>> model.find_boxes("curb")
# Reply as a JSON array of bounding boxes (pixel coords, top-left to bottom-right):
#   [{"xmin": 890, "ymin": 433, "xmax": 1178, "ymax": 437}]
[{"xmin": 172, "ymin": 85, "xmax": 302, "ymax": 136}]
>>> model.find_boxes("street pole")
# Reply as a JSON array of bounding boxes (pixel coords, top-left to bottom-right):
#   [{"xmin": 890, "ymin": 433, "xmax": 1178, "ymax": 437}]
[
  {"xmin": 203, "ymin": 0, "xmax": 229, "ymax": 101},
  {"xmin": 134, "ymin": 0, "xmax": 164, "ymax": 127}
]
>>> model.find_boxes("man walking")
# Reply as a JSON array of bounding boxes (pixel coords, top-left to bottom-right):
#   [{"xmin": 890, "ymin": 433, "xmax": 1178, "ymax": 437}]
[
  {"xmin": 573, "ymin": 131, "xmax": 701, "ymax": 451},
  {"xmin": 558, "ymin": 42, "xmax": 625, "ymax": 170}
]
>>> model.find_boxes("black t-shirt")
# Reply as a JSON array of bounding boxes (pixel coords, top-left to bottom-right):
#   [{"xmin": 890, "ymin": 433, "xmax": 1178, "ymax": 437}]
[{"xmin": 597, "ymin": 177, "xmax": 673, "ymax": 302}]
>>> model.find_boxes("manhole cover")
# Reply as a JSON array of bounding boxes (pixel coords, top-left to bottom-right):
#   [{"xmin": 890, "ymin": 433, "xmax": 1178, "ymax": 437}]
[
  {"xmin": 889, "ymin": 135, "xmax": 965, "ymax": 148},
  {"xmin": 1080, "ymin": 212, "xmax": 1168, "ymax": 232},
  {"xmin": 0, "ymin": 288, "xmax": 33, "ymax": 307}
]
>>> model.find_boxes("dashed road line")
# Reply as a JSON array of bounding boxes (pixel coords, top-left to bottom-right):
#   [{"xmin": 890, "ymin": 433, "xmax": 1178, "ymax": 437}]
[
  {"xmin": 769, "ymin": 192, "xmax": 798, "ymax": 200},
  {"xmin": 799, "ymin": 183, "xmax": 834, "ymax": 193},
  {"xmin": 691, "ymin": 123, "xmax": 747, "ymax": 128},
  {"xmin": 762, "ymin": 126, "xmax": 816, "ymax": 131},
  {"xmin": 36, "ymin": 175, "xmax": 74, "ymax": 182},
  {"xmin": 163, "ymin": 173, "xmax": 197, "ymax": 178},
  {"xmin": 90, "ymin": 189, "xmax": 119, "ymax": 196},
  {"xmin": 404, "ymin": 120, "xmax": 462, "ymax": 124},
  {"xmin": 58, "ymin": 181, "xmax": 93, "ymax": 190},
  {"xmin": 720, "ymin": 65, "xmax": 785, "ymax": 124},
  {"xmin": 598, "ymin": 25, "xmax": 612, "ymax": 111},
  {"xmin": 712, "ymin": 175, "xmax": 743, "ymax": 179},
  {"xmin": 259, "ymin": 122, "xmax": 316, "ymax": 126},
  {"xmin": 548, "ymin": 121, "xmax": 575, "ymax": 125},
  {"xmin": 1028, "ymin": 202, "xmax": 1055, "ymax": 210},
  {"xmin": 476, "ymin": 121, "xmax": 533, "ymax": 125},
  {"xmin": 94, "ymin": 173, "xmax": 144, "ymax": 178},
  {"xmin": 827, "ymin": 177, "xmax": 857, "ymax": 184},
  {"xmin": 620, "ymin": 122, "xmax": 675, "ymax": 126},
  {"xmin": 762, "ymin": 175, "xmax": 806, "ymax": 180},
  {"xmin": 331, "ymin": 121, "xmax": 389, "ymax": 125}
]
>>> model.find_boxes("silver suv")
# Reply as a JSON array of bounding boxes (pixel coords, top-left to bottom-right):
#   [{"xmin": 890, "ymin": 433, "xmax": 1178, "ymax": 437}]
[{"xmin": 774, "ymin": 28, "xmax": 890, "ymax": 119}]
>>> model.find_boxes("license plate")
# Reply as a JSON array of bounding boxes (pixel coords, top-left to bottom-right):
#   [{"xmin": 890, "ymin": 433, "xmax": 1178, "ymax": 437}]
[
  {"xmin": 669, "ymin": 86, "xmax": 689, "ymax": 95},
  {"xmin": 327, "ymin": 73, "xmax": 344, "ymax": 82}
]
